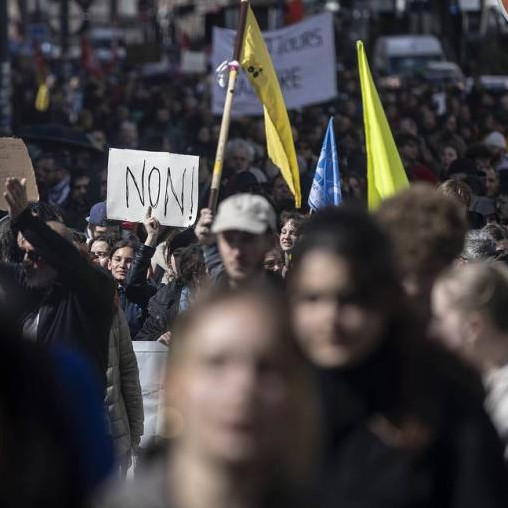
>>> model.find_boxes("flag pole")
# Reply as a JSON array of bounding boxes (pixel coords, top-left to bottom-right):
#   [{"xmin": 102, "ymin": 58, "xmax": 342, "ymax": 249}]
[{"xmin": 208, "ymin": 0, "xmax": 250, "ymax": 211}]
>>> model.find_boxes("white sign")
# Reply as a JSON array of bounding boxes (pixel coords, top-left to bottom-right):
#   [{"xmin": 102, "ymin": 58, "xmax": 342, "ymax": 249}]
[
  {"xmin": 212, "ymin": 12, "xmax": 337, "ymax": 117},
  {"xmin": 107, "ymin": 148, "xmax": 199, "ymax": 227}
]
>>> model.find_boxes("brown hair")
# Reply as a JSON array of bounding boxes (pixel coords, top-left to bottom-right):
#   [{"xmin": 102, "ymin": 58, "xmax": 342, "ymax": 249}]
[
  {"xmin": 279, "ymin": 211, "xmax": 307, "ymax": 234},
  {"xmin": 437, "ymin": 179, "xmax": 472, "ymax": 208},
  {"xmin": 376, "ymin": 184, "xmax": 467, "ymax": 281}
]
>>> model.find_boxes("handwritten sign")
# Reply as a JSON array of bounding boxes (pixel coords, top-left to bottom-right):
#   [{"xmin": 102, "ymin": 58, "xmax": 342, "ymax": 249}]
[
  {"xmin": 0, "ymin": 138, "xmax": 39, "ymax": 210},
  {"xmin": 212, "ymin": 12, "xmax": 337, "ymax": 116},
  {"xmin": 107, "ymin": 148, "xmax": 199, "ymax": 227}
]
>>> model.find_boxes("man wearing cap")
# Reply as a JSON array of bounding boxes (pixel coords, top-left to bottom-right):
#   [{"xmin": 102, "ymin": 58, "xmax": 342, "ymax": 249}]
[{"xmin": 195, "ymin": 194, "xmax": 278, "ymax": 288}]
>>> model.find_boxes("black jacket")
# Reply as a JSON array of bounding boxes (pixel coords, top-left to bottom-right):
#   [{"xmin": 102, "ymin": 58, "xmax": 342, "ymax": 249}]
[
  {"xmin": 134, "ymin": 279, "xmax": 184, "ymax": 341},
  {"xmin": 4, "ymin": 209, "xmax": 114, "ymax": 388},
  {"xmin": 318, "ymin": 336, "xmax": 508, "ymax": 508},
  {"xmin": 124, "ymin": 244, "xmax": 158, "ymax": 338}
]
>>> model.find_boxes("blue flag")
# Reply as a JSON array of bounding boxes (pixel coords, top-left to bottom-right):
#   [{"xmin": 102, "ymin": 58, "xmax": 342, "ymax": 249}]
[{"xmin": 308, "ymin": 117, "xmax": 342, "ymax": 211}]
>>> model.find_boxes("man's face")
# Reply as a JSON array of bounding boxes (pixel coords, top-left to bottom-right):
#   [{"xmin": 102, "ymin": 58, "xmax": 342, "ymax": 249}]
[
  {"xmin": 36, "ymin": 158, "xmax": 62, "ymax": 187},
  {"xmin": 272, "ymin": 177, "xmax": 292, "ymax": 204},
  {"xmin": 483, "ymin": 168, "xmax": 499, "ymax": 198},
  {"xmin": 71, "ymin": 176, "xmax": 91, "ymax": 204},
  {"xmin": 400, "ymin": 141, "xmax": 418, "ymax": 163},
  {"xmin": 229, "ymin": 150, "xmax": 250, "ymax": 173},
  {"xmin": 90, "ymin": 240, "xmax": 110, "ymax": 268},
  {"xmin": 217, "ymin": 230, "xmax": 272, "ymax": 285},
  {"xmin": 17, "ymin": 232, "xmax": 57, "ymax": 289}
]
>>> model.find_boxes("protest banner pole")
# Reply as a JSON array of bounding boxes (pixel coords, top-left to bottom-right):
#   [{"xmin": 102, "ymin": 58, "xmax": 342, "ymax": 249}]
[{"xmin": 208, "ymin": 0, "xmax": 249, "ymax": 211}]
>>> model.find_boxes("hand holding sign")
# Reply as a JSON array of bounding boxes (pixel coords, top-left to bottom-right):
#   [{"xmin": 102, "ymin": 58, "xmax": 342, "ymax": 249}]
[
  {"xmin": 4, "ymin": 177, "xmax": 28, "ymax": 221},
  {"xmin": 107, "ymin": 148, "xmax": 199, "ymax": 228},
  {"xmin": 195, "ymin": 208, "xmax": 215, "ymax": 245},
  {"xmin": 143, "ymin": 206, "xmax": 161, "ymax": 248}
]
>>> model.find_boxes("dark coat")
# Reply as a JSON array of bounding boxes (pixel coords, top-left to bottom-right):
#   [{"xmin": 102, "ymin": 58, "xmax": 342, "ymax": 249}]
[
  {"xmin": 124, "ymin": 244, "xmax": 158, "ymax": 338},
  {"xmin": 318, "ymin": 335, "xmax": 508, "ymax": 508},
  {"xmin": 134, "ymin": 279, "xmax": 184, "ymax": 341},
  {"xmin": 6, "ymin": 209, "xmax": 114, "ymax": 388}
]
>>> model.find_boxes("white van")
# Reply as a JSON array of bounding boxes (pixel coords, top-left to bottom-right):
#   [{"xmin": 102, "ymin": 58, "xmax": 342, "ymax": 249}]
[{"xmin": 373, "ymin": 35, "xmax": 446, "ymax": 77}]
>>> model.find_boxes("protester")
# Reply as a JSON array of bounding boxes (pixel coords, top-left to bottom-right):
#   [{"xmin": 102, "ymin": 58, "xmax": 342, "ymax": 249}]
[
  {"xmin": 194, "ymin": 194, "xmax": 279, "ymax": 288},
  {"xmin": 87, "ymin": 201, "xmax": 121, "ymax": 241},
  {"xmin": 484, "ymin": 131, "xmax": 508, "ymax": 171},
  {"xmin": 34, "ymin": 152, "xmax": 71, "ymax": 208},
  {"xmin": 0, "ymin": 318, "xmax": 113, "ymax": 507},
  {"xmin": 97, "ymin": 287, "xmax": 318, "ymax": 507},
  {"xmin": 288, "ymin": 206, "xmax": 508, "ymax": 507},
  {"xmin": 437, "ymin": 179, "xmax": 486, "ymax": 229},
  {"xmin": 376, "ymin": 185, "xmax": 467, "ymax": 320},
  {"xmin": 105, "ymin": 305, "xmax": 144, "ymax": 476},
  {"xmin": 460, "ymin": 230, "xmax": 498, "ymax": 263},
  {"xmin": 90, "ymin": 235, "xmax": 113, "ymax": 268},
  {"xmin": 264, "ymin": 245, "xmax": 285, "ymax": 277},
  {"xmin": 1, "ymin": 177, "xmax": 114, "ymax": 388},
  {"xmin": 135, "ymin": 243, "xmax": 208, "ymax": 343},
  {"xmin": 107, "ymin": 239, "xmax": 152, "ymax": 339},
  {"xmin": 432, "ymin": 261, "xmax": 508, "ymax": 457}
]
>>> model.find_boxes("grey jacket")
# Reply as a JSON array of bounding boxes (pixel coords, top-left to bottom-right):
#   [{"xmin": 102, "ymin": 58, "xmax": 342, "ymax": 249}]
[{"xmin": 105, "ymin": 309, "xmax": 144, "ymax": 457}]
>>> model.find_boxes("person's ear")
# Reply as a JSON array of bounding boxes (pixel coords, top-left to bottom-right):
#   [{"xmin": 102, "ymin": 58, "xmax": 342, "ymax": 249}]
[{"xmin": 107, "ymin": 258, "xmax": 112, "ymax": 271}]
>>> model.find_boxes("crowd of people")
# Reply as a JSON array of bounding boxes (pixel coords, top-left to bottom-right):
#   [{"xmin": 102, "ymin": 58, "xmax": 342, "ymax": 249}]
[{"xmin": 2, "ymin": 32, "xmax": 508, "ymax": 508}]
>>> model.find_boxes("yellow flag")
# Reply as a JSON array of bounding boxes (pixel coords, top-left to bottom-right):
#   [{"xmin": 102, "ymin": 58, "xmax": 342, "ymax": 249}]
[
  {"xmin": 35, "ymin": 83, "xmax": 50, "ymax": 113},
  {"xmin": 357, "ymin": 41, "xmax": 409, "ymax": 210},
  {"xmin": 240, "ymin": 6, "xmax": 301, "ymax": 208}
]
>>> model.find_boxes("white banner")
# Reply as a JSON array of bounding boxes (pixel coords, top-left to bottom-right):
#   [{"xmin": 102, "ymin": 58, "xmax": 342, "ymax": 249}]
[
  {"xmin": 133, "ymin": 341, "xmax": 168, "ymax": 449},
  {"xmin": 107, "ymin": 148, "xmax": 199, "ymax": 227},
  {"xmin": 211, "ymin": 12, "xmax": 337, "ymax": 117}
]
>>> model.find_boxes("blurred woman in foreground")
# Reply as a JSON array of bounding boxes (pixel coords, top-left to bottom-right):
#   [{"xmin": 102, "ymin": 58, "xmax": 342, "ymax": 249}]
[
  {"xmin": 433, "ymin": 261, "xmax": 508, "ymax": 458},
  {"xmin": 288, "ymin": 206, "xmax": 508, "ymax": 508},
  {"xmin": 98, "ymin": 287, "xmax": 318, "ymax": 508}
]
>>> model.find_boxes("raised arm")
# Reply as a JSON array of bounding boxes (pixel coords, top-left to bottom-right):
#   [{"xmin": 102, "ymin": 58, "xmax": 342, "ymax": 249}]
[
  {"xmin": 125, "ymin": 207, "xmax": 159, "ymax": 305},
  {"xmin": 195, "ymin": 208, "xmax": 224, "ymax": 282},
  {"xmin": 5, "ymin": 177, "xmax": 113, "ymax": 309}
]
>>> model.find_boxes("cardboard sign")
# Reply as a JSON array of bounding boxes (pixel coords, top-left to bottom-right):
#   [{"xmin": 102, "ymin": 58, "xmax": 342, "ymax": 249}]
[
  {"xmin": 106, "ymin": 148, "xmax": 199, "ymax": 227},
  {"xmin": 0, "ymin": 138, "xmax": 39, "ymax": 210},
  {"xmin": 212, "ymin": 12, "xmax": 337, "ymax": 116}
]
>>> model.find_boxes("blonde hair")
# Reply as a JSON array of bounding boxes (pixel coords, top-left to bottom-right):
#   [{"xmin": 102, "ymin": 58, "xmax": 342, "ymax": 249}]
[{"xmin": 436, "ymin": 261, "xmax": 508, "ymax": 332}]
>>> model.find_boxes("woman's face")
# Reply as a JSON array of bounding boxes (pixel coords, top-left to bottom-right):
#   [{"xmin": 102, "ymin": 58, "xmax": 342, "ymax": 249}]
[
  {"xmin": 171, "ymin": 299, "xmax": 291, "ymax": 466},
  {"xmin": 280, "ymin": 219, "xmax": 299, "ymax": 252},
  {"xmin": 441, "ymin": 146, "xmax": 458, "ymax": 170},
  {"xmin": 290, "ymin": 250, "xmax": 385, "ymax": 368},
  {"xmin": 108, "ymin": 246, "xmax": 134, "ymax": 283},
  {"xmin": 90, "ymin": 240, "xmax": 110, "ymax": 268},
  {"xmin": 349, "ymin": 177, "xmax": 363, "ymax": 199}
]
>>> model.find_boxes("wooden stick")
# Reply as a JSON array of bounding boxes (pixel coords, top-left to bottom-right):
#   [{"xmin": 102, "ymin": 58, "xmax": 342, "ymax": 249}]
[{"xmin": 208, "ymin": 0, "xmax": 250, "ymax": 211}]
